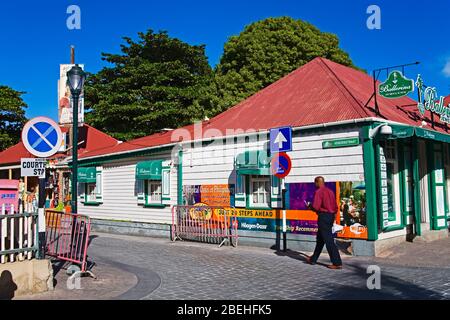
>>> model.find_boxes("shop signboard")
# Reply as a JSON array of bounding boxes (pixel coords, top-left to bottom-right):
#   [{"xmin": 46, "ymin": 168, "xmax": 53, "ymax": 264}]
[
  {"xmin": 21, "ymin": 158, "xmax": 47, "ymax": 178},
  {"xmin": 0, "ymin": 179, "xmax": 19, "ymax": 214},
  {"xmin": 416, "ymin": 74, "xmax": 450, "ymax": 124},
  {"xmin": 322, "ymin": 137, "xmax": 360, "ymax": 149},
  {"xmin": 378, "ymin": 71, "xmax": 414, "ymax": 99}
]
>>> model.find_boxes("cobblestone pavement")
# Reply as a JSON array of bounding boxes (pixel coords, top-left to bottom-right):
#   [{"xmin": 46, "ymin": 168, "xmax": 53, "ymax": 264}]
[{"xmin": 73, "ymin": 232, "xmax": 450, "ymax": 300}]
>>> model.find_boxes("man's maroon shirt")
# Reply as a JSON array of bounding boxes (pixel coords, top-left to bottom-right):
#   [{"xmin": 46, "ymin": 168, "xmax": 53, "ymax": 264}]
[{"xmin": 312, "ymin": 185, "xmax": 337, "ymax": 214}]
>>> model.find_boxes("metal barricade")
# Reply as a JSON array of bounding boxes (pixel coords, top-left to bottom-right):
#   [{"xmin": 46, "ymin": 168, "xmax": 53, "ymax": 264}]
[
  {"xmin": 172, "ymin": 205, "xmax": 238, "ymax": 247},
  {"xmin": 45, "ymin": 210, "xmax": 95, "ymax": 278}
]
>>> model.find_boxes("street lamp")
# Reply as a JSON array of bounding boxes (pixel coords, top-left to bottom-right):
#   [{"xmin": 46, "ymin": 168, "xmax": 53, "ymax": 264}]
[{"xmin": 67, "ymin": 65, "xmax": 85, "ymax": 214}]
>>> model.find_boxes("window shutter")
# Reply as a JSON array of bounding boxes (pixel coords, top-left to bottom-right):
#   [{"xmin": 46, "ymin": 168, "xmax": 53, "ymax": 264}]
[
  {"xmin": 78, "ymin": 183, "xmax": 85, "ymax": 203},
  {"xmin": 162, "ymin": 160, "xmax": 171, "ymax": 205},
  {"xmin": 137, "ymin": 180, "xmax": 145, "ymax": 205},
  {"xmin": 96, "ymin": 167, "xmax": 103, "ymax": 203},
  {"xmin": 235, "ymin": 174, "xmax": 246, "ymax": 207},
  {"xmin": 271, "ymin": 175, "xmax": 282, "ymax": 208}
]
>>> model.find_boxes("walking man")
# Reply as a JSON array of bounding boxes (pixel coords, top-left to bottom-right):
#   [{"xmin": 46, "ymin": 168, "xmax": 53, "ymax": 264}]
[{"xmin": 306, "ymin": 176, "xmax": 342, "ymax": 269}]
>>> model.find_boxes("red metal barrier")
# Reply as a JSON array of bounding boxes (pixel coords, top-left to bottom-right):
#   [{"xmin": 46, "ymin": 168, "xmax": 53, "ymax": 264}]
[
  {"xmin": 172, "ymin": 205, "xmax": 238, "ymax": 247},
  {"xmin": 45, "ymin": 210, "xmax": 95, "ymax": 278}
]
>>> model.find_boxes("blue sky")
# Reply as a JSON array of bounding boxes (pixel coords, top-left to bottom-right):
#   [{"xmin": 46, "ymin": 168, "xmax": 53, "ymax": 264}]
[{"xmin": 0, "ymin": 0, "xmax": 449, "ymax": 120}]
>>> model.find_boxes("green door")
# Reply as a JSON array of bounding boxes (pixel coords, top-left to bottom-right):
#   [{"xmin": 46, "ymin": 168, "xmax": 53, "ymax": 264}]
[{"xmin": 428, "ymin": 142, "xmax": 449, "ymax": 230}]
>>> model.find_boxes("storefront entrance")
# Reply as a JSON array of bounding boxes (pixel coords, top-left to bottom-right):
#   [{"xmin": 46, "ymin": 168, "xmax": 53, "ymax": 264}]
[{"xmin": 376, "ymin": 133, "xmax": 449, "ymax": 237}]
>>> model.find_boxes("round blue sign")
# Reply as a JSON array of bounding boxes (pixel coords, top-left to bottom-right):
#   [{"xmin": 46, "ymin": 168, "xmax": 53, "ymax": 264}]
[{"xmin": 22, "ymin": 117, "xmax": 63, "ymax": 158}]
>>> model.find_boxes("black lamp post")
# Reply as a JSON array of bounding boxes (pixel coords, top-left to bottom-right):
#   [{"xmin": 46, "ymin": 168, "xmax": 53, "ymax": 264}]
[{"xmin": 67, "ymin": 65, "xmax": 85, "ymax": 214}]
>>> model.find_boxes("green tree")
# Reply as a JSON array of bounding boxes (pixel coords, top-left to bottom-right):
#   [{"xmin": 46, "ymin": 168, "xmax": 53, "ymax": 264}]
[
  {"xmin": 213, "ymin": 16, "xmax": 358, "ymax": 113},
  {"xmin": 0, "ymin": 86, "xmax": 27, "ymax": 151},
  {"xmin": 85, "ymin": 30, "xmax": 215, "ymax": 141}
]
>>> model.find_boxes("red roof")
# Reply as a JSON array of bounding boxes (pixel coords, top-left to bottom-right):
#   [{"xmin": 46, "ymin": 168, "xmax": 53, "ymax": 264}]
[
  {"xmin": 445, "ymin": 95, "xmax": 450, "ymax": 106},
  {"xmin": 0, "ymin": 124, "xmax": 119, "ymax": 166},
  {"xmin": 74, "ymin": 58, "xmax": 450, "ymax": 160}
]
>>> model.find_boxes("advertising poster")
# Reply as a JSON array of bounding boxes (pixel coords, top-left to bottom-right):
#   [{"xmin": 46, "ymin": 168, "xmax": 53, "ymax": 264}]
[
  {"xmin": 182, "ymin": 181, "xmax": 368, "ymax": 239},
  {"xmin": 337, "ymin": 181, "xmax": 368, "ymax": 239},
  {"xmin": 58, "ymin": 64, "xmax": 85, "ymax": 126}
]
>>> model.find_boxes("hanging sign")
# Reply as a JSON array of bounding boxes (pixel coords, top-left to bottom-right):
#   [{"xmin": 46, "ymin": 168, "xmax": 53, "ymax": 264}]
[
  {"xmin": 378, "ymin": 71, "xmax": 414, "ymax": 99},
  {"xmin": 416, "ymin": 74, "xmax": 450, "ymax": 124}
]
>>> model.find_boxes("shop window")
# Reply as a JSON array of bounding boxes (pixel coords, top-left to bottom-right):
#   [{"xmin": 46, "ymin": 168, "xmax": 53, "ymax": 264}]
[
  {"xmin": 381, "ymin": 140, "xmax": 401, "ymax": 223},
  {"xmin": 79, "ymin": 167, "xmax": 103, "ymax": 205},
  {"xmin": 136, "ymin": 160, "xmax": 171, "ymax": 207},
  {"xmin": 147, "ymin": 180, "xmax": 162, "ymax": 204},
  {"xmin": 249, "ymin": 176, "xmax": 271, "ymax": 208},
  {"xmin": 86, "ymin": 183, "xmax": 97, "ymax": 203}
]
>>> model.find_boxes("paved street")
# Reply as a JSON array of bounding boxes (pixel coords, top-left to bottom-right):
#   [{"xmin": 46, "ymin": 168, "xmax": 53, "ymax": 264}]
[{"xmin": 20, "ymin": 232, "xmax": 450, "ymax": 300}]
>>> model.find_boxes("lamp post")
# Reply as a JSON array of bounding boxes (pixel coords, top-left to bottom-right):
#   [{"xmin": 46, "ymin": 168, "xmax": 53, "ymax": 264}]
[{"xmin": 67, "ymin": 65, "xmax": 85, "ymax": 214}]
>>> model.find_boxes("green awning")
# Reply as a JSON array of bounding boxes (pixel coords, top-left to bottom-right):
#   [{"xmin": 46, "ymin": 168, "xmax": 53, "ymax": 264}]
[
  {"xmin": 384, "ymin": 124, "xmax": 450, "ymax": 143},
  {"xmin": 235, "ymin": 150, "xmax": 271, "ymax": 175},
  {"xmin": 78, "ymin": 167, "xmax": 97, "ymax": 183},
  {"xmin": 387, "ymin": 124, "xmax": 415, "ymax": 140},
  {"xmin": 136, "ymin": 160, "xmax": 163, "ymax": 180},
  {"xmin": 415, "ymin": 127, "xmax": 450, "ymax": 144}
]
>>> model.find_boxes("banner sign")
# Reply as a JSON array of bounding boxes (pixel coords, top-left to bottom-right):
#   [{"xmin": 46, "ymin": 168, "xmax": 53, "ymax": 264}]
[
  {"xmin": 21, "ymin": 158, "xmax": 47, "ymax": 178},
  {"xmin": 378, "ymin": 71, "xmax": 414, "ymax": 99},
  {"xmin": 58, "ymin": 64, "xmax": 85, "ymax": 126}
]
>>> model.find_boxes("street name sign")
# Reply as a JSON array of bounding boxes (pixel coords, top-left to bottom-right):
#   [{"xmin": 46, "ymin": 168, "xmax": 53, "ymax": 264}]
[{"xmin": 21, "ymin": 158, "xmax": 47, "ymax": 178}]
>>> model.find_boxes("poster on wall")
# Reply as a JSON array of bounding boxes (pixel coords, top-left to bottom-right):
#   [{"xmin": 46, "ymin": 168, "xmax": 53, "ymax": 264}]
[
  {"xmin": 287, "ymin": 181, "xmax": 368, "ymax": 239},
  {"xmin": 336, "ymin": 181, "xmax": 367, "ymax": 239},
  {"xmin": 182, "ymin": 181, "xmax": 368, "ymax": 240},
  {"xmin": 183, "ymin": 184, "xmax": 235, "ymax": 207},
  {"xmin": 58, "ymin": 64, "xmax": 85, "ymax": 126}
]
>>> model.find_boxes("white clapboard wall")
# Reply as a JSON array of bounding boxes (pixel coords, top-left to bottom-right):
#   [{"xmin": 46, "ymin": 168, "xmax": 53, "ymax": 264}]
[
  {"xmin": 286, "ymin": 128, "xmax": 365, "ymax": 183},
  {"xmin": 183, "ymin": 137, "xmax": 267, "ymax": 185},
  {"xmin": 183, "ymin": 126, "xmax": 365, "ymax": 187},
  {"xmin": 77, "ymin": 151, "xmax": 178, "ymax": 224}
]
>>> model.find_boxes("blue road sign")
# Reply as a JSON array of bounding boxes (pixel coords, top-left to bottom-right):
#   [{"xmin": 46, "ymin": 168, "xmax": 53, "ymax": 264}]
[
  {"xmin": 270, "ymin": 126, "xmax": 292, "ymax": 154},
  {"xmin": 21, "ymin": 117, "xmax": 63, "ymax": 158}
]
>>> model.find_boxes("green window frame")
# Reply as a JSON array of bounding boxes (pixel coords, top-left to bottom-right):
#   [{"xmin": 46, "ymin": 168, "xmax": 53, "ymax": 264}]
[{"xmin": 80, "ymin": 167, "xmax": 103, "ymax": 205}]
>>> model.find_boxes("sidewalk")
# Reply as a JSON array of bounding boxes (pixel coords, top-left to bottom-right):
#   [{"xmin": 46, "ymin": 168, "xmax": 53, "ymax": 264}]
[{"xmin": 16, "ymin": 232, "xmax": 450, "ymax": 300}]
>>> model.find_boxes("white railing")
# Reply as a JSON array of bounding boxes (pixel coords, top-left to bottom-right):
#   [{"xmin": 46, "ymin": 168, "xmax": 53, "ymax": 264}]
[{"xmin": 0, "ymin": 204, "xmax": 39, "ymax": 264}]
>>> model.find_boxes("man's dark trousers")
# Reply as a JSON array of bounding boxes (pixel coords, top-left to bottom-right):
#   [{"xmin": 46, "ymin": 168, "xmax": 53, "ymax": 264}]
[{"xmin": 311, "ymin": 212, "xmax": 342, "ymax": 266}]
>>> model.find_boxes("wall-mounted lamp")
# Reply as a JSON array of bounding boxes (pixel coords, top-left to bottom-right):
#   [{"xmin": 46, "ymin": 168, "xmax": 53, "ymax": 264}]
[{"xmin": 369, "ymin": 123, "xmax": 393, "ymax": 139}]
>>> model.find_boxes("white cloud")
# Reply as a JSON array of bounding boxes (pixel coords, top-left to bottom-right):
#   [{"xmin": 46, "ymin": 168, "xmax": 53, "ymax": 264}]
[{"xmin": 442, "ymin": 59, "xmax": 450, "ymax": 77}]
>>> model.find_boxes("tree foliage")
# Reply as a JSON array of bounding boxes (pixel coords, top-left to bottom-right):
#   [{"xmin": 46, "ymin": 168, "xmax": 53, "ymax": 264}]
[
  {"xmin": 85, "ymin": 30, "xmax": 215, "ymax": 141},
  {"xmin": 0, "ymin": 86, "xmax": 27, "ymax": 151},
  {"xmin": 85, "ymin": 18, "xmax": 359, "ymax": 140},
  {"xmin": 213, "ymin": 16, "xmax": 358, "ymax": 113}
]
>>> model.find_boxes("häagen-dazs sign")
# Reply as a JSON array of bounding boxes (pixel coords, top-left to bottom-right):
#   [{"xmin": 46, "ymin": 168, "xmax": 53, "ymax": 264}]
[
  {"xmin": 416, "ymin": 74, "xmax": 450, "ymax": 124},
  {"xmin": 378, "ymin": 71, "xmax": 414, "ymax": 99}
]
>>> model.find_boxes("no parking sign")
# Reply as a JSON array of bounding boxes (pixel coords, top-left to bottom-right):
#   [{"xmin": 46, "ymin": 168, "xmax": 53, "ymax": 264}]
[{"xmin": 21, "ymin": 117, "xmax": 63, "ymax": 158}]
